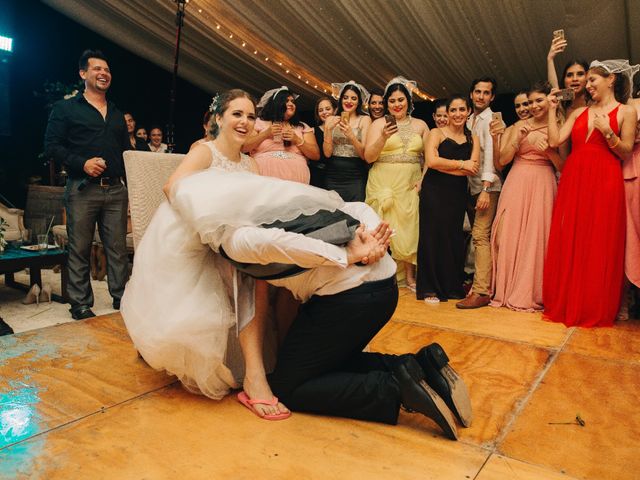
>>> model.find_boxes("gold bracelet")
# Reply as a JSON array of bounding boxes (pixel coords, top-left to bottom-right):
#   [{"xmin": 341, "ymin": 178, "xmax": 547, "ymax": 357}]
[{"xmin": 609, "ymin": 136, "xmax": 620, "ymax": 149}]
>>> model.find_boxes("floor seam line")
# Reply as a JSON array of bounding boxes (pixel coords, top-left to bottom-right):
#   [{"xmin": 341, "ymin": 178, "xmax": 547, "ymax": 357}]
[
  {"xmin": 0, "ymin": 380, "xmax": 178, "ymax": 452},
  {"xmin": 389, "ymin": 318, "xmax": 565, "ymax": 350},
  {"xmin": 490, "ymin": 328, "xmax": 575, "ymax": 450}
]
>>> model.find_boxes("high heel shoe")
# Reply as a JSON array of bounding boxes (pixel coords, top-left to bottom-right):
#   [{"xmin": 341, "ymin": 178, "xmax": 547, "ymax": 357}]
[
  {"xmin": 22, "ymin": 284, "xmax": 41, "ymax": 305},
  {"xmin": 39, "ymin": 283, "xmax": 52, "ymax": 304}
]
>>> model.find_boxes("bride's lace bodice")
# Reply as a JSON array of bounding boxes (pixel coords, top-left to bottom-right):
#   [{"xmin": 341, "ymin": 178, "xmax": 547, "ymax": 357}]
[{"xmin": 204, "ymin": 142, "xmax": 253, "ymax": 172}]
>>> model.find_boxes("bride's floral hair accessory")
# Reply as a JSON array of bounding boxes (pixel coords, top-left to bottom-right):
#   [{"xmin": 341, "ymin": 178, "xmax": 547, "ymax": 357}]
[
  {"xmin": 209, "ymin": 93, "xmax": 221, "ymax": 114},
  {"xmin": 209, "ymin": 89, "xmax": 256, "ymax": 138}
]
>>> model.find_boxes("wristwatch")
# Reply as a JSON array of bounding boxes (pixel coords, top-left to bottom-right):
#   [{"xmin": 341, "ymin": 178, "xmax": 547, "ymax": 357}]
[
  {"xmin": 605, "ymin": 130, "xmax": 615, "ymax": 140},
  {"xmin": 482, "ymin": 186, "xmax": 490, "ymax": 193}
]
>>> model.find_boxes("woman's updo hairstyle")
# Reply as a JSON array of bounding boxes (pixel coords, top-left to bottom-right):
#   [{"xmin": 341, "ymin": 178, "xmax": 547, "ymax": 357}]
[{"xmin": 209, "ymin": 89, "xmax": 256, "ymax": 138}]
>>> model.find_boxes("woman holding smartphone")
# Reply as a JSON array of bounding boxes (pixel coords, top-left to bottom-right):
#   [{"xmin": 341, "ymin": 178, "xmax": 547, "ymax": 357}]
[
  {"xmin": 544, "ymin": 60, "xmax": 638, "ymax": 327},
  {"xmin": 364, "ymin": 77, "xmax": 429, "ymax": 290},
  {"xmin": 415, "ymin": 95, "xmax": 479, "ymax": 303},
  {"xmin": 323, "ymin": 81, "xmax": 371, "ymax": 201},
  {"xmin": 489, "ymin": 82, "xmax": 563, "ymax": 312},
  {"xmin": 243, "ymin": 86, "xmax": 319, "ymax": 184},
  {"xmin": 547, "ymin": 33, "xmax": 589, "ymax": 118}
]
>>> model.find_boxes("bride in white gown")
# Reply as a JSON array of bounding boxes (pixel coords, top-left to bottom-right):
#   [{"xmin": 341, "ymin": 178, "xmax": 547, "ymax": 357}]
[{"xmin": 121, "ymin": 90, "xmax": 343, "ymax": 419}]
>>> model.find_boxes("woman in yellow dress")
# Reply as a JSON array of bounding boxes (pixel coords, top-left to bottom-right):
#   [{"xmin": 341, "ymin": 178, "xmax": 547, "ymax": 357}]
[{"xmin": 364, "ymin": 77, "xmax": 429, "ymax": 289}]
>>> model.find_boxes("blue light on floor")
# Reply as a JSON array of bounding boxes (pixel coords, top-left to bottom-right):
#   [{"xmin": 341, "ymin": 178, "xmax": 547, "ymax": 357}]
[{"xmin": 0, "ymin": 380, "xmax": 42, "ymax": 448}]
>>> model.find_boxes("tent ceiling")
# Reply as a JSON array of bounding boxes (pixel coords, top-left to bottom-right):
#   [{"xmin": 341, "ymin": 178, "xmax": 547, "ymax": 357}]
[{"xmin": 43, "ymin": 0, "xmax": 640, "ymax": 107}]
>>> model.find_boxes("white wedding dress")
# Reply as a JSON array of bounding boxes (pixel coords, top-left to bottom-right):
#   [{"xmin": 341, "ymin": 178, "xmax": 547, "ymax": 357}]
[{"xmin": 121, "ymin": 142, "xmax": 344, "ymax": 400}]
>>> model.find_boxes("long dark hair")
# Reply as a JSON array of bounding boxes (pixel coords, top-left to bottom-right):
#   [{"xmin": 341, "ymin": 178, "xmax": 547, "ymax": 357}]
[
  {"xmin": 383, "ymin": 83, "xmax": 413, "ymax": 115},
  {"xmin": 260, "ymin": 89, "xmax": 302, "ymax": 126},
  {"xmin": 561, "ymin": 60, "xmax": 589, "ymax": 87},
  {"xmin": 209, "ymin": 89, "xmax": 256, "ymax": 138},
  {"xmin": 445, "ymin": 94, "xmax": 473, "ymax": 144},
  {"xmin": 335, "ymin": 86, "xmax": 366, "ymax": 116}
]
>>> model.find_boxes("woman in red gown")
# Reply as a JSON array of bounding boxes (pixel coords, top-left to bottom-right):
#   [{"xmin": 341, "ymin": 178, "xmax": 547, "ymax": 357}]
[{"xmin": 544, "ymin": 60, "xmax": 639, "ymax": 327}]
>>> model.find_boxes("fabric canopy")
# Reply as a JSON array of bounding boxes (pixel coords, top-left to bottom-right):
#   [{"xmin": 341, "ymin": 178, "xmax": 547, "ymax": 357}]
[{"xmin": 43, "ymin": 0, "xmax": 640, "ymax": 107}]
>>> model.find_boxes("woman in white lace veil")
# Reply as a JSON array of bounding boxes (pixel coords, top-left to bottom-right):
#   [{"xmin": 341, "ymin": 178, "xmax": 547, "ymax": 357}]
[{"xmin": 121, "ymin": 89, "xmax": 343, "ymax": 419}]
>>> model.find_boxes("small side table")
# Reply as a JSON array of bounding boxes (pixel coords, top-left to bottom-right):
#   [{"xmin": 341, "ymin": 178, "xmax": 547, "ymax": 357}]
[{"xmin": 0, "ymin": 246, "xmax": 69, "ymax": 303}]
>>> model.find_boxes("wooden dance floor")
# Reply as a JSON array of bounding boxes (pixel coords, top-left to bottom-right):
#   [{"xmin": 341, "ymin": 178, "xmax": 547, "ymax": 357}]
[{"xmin": 1, "ymin": 287, "xmax": 639, "ymax": 479}]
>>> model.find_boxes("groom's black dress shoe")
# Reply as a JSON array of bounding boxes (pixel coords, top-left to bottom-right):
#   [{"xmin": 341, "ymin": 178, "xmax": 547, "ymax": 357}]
[
  {"xmin": 392, "ymin": 355, "xmax": 458, "ymax": 440},
  {"xmin": 70, "ymin": 306, "xmax": 96, "ymax": 321},
  {"xmin": 415, "ymin": 343, "xmax": 472, "ymax": 427}
]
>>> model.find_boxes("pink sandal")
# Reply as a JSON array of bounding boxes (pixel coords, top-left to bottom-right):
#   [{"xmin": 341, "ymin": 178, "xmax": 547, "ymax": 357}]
[{"xmin": 237, "ymin": 391, "xmax": 291, "ymax": 421}]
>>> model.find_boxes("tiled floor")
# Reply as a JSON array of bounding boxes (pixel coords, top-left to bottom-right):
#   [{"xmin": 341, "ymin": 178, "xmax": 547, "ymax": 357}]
[{"xmin": 1, "ymin": 288, "xmax": 639, "ymax": 480}]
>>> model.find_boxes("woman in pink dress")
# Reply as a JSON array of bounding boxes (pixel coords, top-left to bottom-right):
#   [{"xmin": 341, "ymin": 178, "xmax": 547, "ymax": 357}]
[
  {"xmin": 243, "ymin": 86, "xmax": 320, "ymax": 184},
  {"xmin": 490, "ymin": 82, "xmax": 563, "ymax": 311},
  {"xmin": 620, "ymin": 96, "xmax": 640, "ymax": 317},
  {"xmin": 544, "ymin": 60, "xmax": 638, "ymax": 328}
]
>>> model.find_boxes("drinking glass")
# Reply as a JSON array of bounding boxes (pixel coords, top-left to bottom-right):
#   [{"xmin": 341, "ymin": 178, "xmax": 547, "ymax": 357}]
[{"xmin": 37, "ymin": 234, "xmax": 48, "ymax": 254}]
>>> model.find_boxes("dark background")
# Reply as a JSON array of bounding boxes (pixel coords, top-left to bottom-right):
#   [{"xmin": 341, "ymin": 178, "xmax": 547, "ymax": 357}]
[{"xmin": 0, "ymin": 0, "xmax": 518, "ymax": 208}]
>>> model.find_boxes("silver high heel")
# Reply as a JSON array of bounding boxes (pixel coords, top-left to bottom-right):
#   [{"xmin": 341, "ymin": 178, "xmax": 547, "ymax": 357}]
[
  {"xmin": 39, "ymin": 283, "xmax": 52, "ymax": 304},
  {"xmin": 22, "ymin": 284, "xmax": 41, "ymax": 305}
]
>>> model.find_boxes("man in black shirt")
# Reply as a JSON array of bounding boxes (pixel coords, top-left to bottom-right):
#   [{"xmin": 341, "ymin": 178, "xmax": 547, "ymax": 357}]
[{"xmin": 45, "ymin": 49, "xmax": 130, "ymax": 320}]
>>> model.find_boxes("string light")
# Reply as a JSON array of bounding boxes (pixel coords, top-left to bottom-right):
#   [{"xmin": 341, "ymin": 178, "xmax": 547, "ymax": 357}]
[
  {"xmin": 191, "ymin": 1, "xmax": 332, "ymax": 94},
  {"xmin": 191, "ymin": 1, "xmax": 436, "ymax": 100}
]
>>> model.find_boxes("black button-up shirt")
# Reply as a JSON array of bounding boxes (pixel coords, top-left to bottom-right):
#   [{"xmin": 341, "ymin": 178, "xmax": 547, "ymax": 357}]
[{"xmin": 44, "ymin": 92, "xmax": 129, "ymax": 180}]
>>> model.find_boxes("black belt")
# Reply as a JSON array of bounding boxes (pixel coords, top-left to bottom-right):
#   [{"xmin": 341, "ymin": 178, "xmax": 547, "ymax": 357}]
[{"xmin": 88, "ymin": 176, "xmax": 123, "ymax": 187}]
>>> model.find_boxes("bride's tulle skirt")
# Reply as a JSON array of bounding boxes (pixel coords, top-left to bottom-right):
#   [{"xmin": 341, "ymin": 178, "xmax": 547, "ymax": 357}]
[{"xmin": 122, "ymin": 202, "xmax": 248, "ymax": 399}]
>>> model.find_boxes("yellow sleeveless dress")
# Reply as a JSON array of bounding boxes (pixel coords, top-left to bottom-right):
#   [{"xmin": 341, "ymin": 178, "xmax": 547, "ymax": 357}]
[{"xmin": 366, "ymin": 118, "xmax": 423, "ymax": 264}]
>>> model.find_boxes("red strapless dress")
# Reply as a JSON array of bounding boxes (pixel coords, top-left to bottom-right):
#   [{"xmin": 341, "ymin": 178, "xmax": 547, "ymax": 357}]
[{"xmin": 543, "ymin": 106, "xmax": 626, "ymax": 327}]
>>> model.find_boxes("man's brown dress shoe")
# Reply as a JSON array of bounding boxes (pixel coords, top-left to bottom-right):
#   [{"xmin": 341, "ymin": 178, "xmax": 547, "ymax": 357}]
[{"xmin": 455, "ymin": 293, "xmax": 490, "ymax": 309}]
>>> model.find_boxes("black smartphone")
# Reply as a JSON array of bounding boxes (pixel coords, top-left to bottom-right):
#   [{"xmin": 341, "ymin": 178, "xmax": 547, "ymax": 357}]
[{"xmin": 385, "ymin": 114, "xmax": 396, "ymax": 127}]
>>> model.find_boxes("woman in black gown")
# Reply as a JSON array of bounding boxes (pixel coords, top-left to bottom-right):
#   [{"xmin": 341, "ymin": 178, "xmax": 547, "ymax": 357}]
[
  {"xmin": 310, "ymin": 96, "xmax": 336, "ymax": 189},
  {"xmin": 416, "ymin": 95, "xmax": 480, "ymax": 303}
]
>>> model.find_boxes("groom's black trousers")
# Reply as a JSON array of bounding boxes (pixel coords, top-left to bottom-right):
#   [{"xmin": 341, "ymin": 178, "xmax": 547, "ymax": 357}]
[{"xmin": 268, "ymin": 276, "xmax": 402, "ymax": 424}]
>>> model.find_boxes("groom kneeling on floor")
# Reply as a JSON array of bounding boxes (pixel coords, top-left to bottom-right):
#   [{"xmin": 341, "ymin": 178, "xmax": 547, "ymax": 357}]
[{"xmin": 220, "ymin": 201, "xmax": 473, "ymax": 440}]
